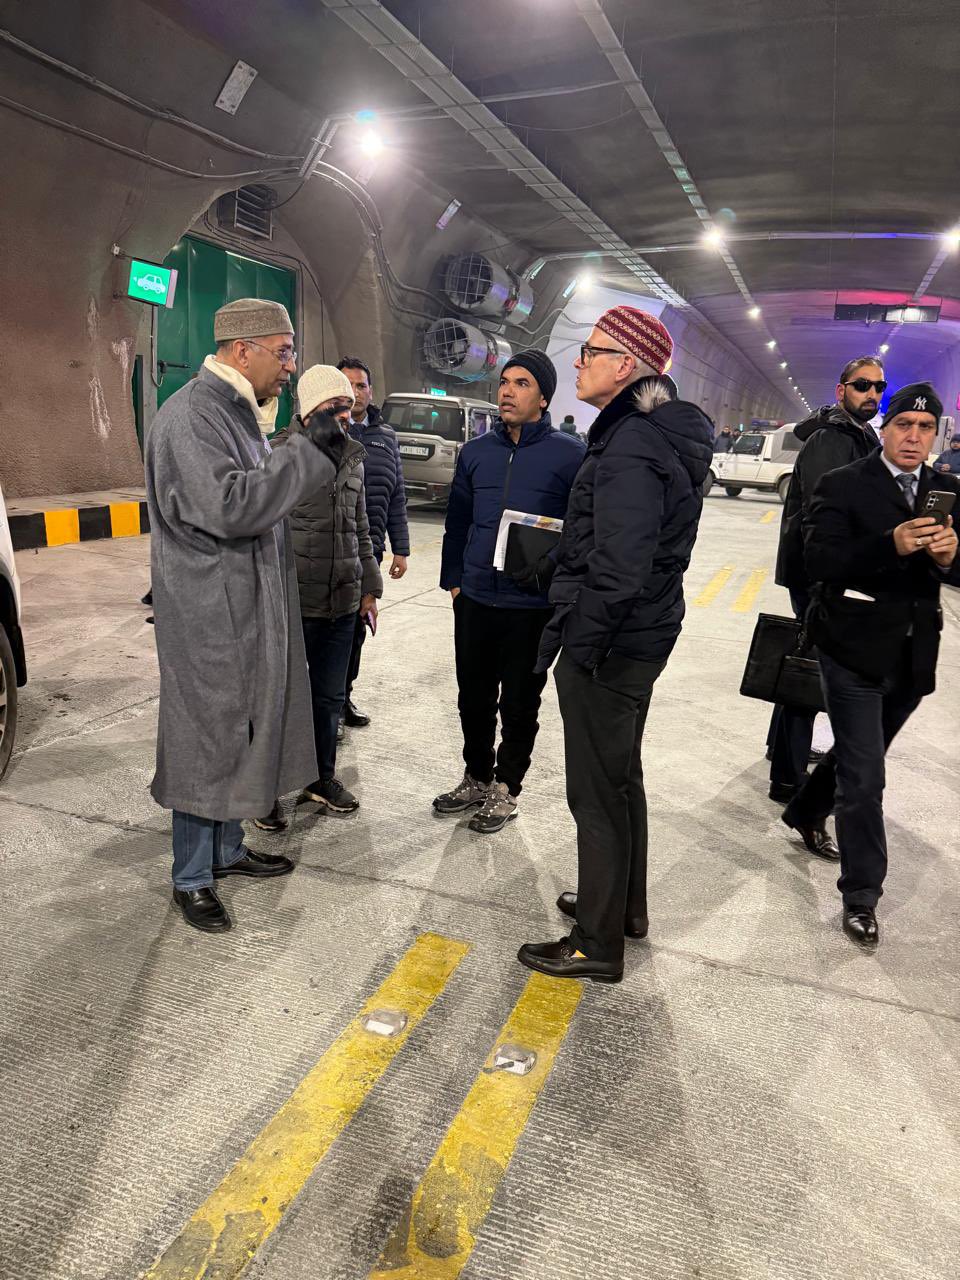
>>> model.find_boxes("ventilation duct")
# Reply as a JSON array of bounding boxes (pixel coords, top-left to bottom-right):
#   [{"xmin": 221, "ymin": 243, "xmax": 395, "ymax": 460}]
[
  {"xmin": 422, "ymin": 319, "xmax": 511, "ymax": 382},
  {"xmin": 217, "ymin": 184, "xmax": 275, "ymax": 240},
  {"xmin": 442, "ymin": 253, "xmax": 533, "ymax": 322}
]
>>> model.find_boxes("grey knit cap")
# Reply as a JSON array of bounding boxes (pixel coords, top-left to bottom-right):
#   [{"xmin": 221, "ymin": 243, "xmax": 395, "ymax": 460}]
[{"xmin": 214, "ymin": 297, "xmax": 294, "ymax": 342}]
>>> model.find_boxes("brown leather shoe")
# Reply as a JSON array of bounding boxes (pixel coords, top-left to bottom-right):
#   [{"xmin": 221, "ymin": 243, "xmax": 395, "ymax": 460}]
[{"xmin": 556, "ymin": 891, "xmax": 648, "ymax": 939}]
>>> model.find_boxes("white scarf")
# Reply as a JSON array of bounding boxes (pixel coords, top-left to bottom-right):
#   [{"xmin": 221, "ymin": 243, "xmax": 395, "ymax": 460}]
[{"xmin": 204, "ymin": 355, "xmax": 280, "ymax": 437}]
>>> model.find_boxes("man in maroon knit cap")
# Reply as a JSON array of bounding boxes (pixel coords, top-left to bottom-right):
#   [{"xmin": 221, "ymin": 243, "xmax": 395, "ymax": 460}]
[{"xmin": 519, "ymin": 306, "xmax": 715, "ymax": 983}]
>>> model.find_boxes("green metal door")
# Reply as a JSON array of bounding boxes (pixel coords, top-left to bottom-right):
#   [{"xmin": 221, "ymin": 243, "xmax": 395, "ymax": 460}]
[{"xmin": 157, "ymin": 235, "xmax": 297, "ymax": 432}]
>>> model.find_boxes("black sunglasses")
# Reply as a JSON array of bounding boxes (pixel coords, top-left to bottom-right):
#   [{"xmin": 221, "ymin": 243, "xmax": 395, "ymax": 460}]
[{"xmin": 844, "ymin": 378, "xmax": 887, "ymax": 394}]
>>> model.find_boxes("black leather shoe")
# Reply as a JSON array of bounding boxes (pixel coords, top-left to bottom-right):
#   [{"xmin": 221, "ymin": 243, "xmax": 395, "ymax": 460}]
[
  {"xmin": 343, "ymin": 699, "xmax": 371, "ymax": 728},
  {"xmin": 213, "ymin": 850, "xmax": 294, "ymax": 878},
  {"xmin": 842, "ymin": 905, "xmax": 879, "ymax": 948},
  {"xmin": 173, "ymin": 887, "xmax": 232, "ymax": 933},
  {"xmin": 781, "ymin": 815, "xmax": 840, "ymax": 860},
  {"xmin": 556, "ymin": 891, "xmax": 648, "ymax": 939},
  {"xmin": 517, "ymin": 937, "xmax": 622, "ymax": 983},
  {"xmin": 769, "ymin": 781, "xmax": 798, "ymax": 803}
]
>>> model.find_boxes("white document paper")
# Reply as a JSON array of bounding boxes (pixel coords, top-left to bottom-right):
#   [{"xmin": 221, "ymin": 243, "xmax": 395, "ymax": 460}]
[
  {"xmin": 843, "ymin": 589, "xmax": 876, "ymax": 602},
  {"xmin": 493, "ymin": 509, "xmax": 564, "ymax": 571}
]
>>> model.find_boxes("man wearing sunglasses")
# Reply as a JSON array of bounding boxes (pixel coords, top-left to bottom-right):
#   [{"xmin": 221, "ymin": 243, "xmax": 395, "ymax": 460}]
[{"xmin": 770, "ymin": 356, "xmax": 885, "ymax": 841}]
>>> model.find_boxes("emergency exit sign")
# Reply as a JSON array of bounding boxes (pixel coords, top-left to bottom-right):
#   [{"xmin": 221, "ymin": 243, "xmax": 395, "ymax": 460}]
[{"xmin": 126, "ymin": 259, "xmax": 177, "ymax": 308}]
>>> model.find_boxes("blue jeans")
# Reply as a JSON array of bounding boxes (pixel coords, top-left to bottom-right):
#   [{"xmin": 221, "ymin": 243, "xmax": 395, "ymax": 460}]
[
  {"xmin": 303, "ymin": 613, "xmax": 358, "ymax": 780},
  {"xmin": 172, "ymin": 812, "xmax": 246, "ymax": 890}
]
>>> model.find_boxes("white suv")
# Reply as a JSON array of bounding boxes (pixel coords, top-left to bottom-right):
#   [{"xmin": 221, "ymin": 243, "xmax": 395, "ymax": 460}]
[
  {"xmin": 0, "ymin": 478, "xmax": 27, "ymax": 780},
  {"xmin": 706, "ymin": 424, "xmax": 800, "ymax": 503}
]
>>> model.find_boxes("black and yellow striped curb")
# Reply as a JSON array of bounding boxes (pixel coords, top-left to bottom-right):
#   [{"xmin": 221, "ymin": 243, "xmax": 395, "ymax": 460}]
[{"xmin": 10, "ymin": 501, "xmax": 151, "ymax": 551}]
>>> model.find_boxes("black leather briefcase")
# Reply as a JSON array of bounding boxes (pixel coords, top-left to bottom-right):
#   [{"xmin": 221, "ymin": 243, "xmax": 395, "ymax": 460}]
[{"xmin": 740, "ymin": 612, "xmax": 825, "ymax": 713}]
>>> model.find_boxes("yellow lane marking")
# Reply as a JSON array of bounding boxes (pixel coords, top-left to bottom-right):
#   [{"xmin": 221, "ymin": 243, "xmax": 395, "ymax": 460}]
[
  {"xmin": 693, "ymin": 564, "xmax": 735, "ymax": 607},
  {"xmin": 760, "ymin": 509, "xmax": 777, "ymax": 524},
  {"xmin": 731, "ymin": 567, "xmax": 769, "ymax": 613},
  {"xmin": 43, "ymin": 508, "xmax": 80, "ymax": 547},
  {"xmin": 369, "ymin": 973, "xmax": 583, "ymax": 1280},
  {"xmin": 144, "ymin": 932, "xmax": 470, "ymax": 1280},
  {"xmin": 110, "ymin": 501, "xmax": 141, "ymax": 538}
]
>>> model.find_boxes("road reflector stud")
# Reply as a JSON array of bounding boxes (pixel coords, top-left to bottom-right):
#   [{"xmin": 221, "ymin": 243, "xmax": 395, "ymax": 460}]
[
  {"xmin": 362, "ymin": 1009, "xmax": 409, "ymax": 1038},
  {"xmin": 490, "ymin": 1043, "xmax": 538, "ymax": 1076}
]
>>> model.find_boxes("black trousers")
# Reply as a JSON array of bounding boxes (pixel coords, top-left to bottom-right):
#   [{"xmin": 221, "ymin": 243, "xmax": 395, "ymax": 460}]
[
  {"xmin": 783, "ymin": 646, "xmax": 922, "ymax": 908},
  {"xmin": 768, "ymin": 589, "xmax": 816, "ymax": 788},
  {"xmin": 453, "ymin": 593, "xmax": 552, "ymax": 796},
  {"xmin": 345, "ymin": 550, "xmax": 382, "ymax": 703},
  {"xmin": 344, "ymin": 610, "xmax": 366, "ymax": 703},
  {"xmin": 555, "ymin": 649, "xmax": 666, "ymax": 963}
]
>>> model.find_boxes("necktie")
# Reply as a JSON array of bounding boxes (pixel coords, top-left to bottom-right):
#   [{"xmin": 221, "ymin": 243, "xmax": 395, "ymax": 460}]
[{"xmin": 896, "ymin": 472, "xmax": 916, "ymax": 512}]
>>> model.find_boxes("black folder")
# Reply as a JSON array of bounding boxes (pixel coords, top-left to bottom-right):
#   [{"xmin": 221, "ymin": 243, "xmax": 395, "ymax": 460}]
[{"xmin": 503, "ymin": 522, "xmax": 562, "ymax": 576}]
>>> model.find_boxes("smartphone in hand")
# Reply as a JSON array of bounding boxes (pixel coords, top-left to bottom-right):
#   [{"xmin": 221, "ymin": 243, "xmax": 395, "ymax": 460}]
[
  {"xmin": 363, "ymin": 609, "xmax": 377, "ymax": 636},
  {"xmin": 922, "ymin": 490, "xmax": 957, "ymax": 526}
]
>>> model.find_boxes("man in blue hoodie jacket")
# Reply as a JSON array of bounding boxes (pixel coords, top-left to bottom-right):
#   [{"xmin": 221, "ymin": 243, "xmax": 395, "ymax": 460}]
[{"xmin": 436, "ymin": 349, "xmax": 585, "ymax": 833}]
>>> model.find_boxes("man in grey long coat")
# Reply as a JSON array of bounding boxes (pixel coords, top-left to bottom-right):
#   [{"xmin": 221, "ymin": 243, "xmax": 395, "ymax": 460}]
[{"xmin": 146, "ymin": 298, "xmax": 341, "ymax": 934}]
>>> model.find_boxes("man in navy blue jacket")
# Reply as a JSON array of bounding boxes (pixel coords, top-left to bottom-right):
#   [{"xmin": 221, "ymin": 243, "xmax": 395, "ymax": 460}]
[
  {"xmin": 436, "ymin": 349, "xmax": 585, "ymax": 833},
  {"xmin": 338, "ymin": 357, "xmax": 411, "ymax": 729}
]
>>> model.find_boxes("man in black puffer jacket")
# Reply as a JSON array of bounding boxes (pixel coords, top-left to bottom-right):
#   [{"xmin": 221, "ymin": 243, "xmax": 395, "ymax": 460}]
[
  {"xmin": 338, "ymin": 357, "xmax": 411, "ymax": 729},
  {"xmin": 768, "ymin": 355, "xmax": 884, "ymax": 815},
  {"xmin": 518, "ymin": 306, "xmax": 713, "ymax": 984},
  {"xmin": 258, "ymin": 364, "xmax": 382, "ymax": 831}
]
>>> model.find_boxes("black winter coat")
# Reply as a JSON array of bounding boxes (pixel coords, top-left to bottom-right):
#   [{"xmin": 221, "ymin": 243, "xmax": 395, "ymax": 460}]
[
  {"xmin": 537, "ymin": 383, "xmax": 714, "ymax": 671},
  {"xmin": 348, "ymin": 405, "xmax": 410, "ymax": 559},
  {"xmin": 288, "ymin": 433, "xmax": 383, "ymax": 619},
  {"xmin": 805, "ymin": 452, "xmax": 960, "ymax": 694},
  {"xmin": 776, "ymin": 405, "xmax": 879, "ymax": 590}
]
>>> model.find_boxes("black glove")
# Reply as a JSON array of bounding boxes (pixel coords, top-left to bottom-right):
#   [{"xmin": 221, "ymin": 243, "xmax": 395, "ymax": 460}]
[
  {"xmin": 300, "ymin": 411, "xmax": 345, "ymax": 466},
  {"xmin": 510, "ymin": 551, "xmax": 556, "ymax": 595}
]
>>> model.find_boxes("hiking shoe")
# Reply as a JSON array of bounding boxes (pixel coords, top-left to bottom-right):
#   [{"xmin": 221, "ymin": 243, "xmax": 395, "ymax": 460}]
[
  {"xmin": 253, "ymin": 800, "xmax": 288, "ymax": 833},
  {"xmin": 299, "ymin": 777, "xmax": 359, "ymax": 814},
  {"xmin": 468, "ymin": 781, "xmax": 518, "ymax": 834},
  {"xmin": 433, "ymin": 772, "xmax": 493, "ymax": 815}
]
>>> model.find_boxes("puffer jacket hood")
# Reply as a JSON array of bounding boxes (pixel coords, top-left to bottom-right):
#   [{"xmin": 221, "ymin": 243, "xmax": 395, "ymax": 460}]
[{"xmin": 644, "ymin": 400, "xmax": 715, "ymax": 488}]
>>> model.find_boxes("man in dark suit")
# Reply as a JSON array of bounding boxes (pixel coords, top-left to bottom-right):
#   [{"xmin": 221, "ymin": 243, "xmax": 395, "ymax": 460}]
[
  {"xmin": 769, "ymin": 355, "xmax": 885, "ymax": 823},
  {"xmin": 781, "ymin": 382, "xmax": 959, "ymax": 948}
]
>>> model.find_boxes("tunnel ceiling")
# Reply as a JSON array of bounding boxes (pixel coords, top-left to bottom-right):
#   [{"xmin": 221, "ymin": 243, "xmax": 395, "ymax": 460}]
[{"xmin": 140, "ymin": 0, "xmax": 960, "ymax": 409}]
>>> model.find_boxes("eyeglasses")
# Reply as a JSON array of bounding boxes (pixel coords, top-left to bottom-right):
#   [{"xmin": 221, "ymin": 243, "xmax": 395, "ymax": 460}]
[
  {"xmin": 245, "ymin": 339, "xmax": 297, "ymax": 366},
  {"xmin": 844, "ymin": 378, "xmax": 887, "ymax": 394},
  {"xmin": 579, "ymin": 343, "xmax": 629, "ymax": 365}
]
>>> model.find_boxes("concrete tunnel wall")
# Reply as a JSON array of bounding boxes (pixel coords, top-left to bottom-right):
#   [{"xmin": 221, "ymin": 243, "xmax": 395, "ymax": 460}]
[{"xmin": 0, "ymin": 0, "xmax": 793, "ymax": 498}]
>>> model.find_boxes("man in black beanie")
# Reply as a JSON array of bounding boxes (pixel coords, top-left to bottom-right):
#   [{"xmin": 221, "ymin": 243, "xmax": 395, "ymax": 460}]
[
  {"xmin": 780, "ymin": 381, "xmax": 959, "ymax": 948},
  {"xmin": 436, "ymin": 349, "xmax": 585, "ymax": 832}
]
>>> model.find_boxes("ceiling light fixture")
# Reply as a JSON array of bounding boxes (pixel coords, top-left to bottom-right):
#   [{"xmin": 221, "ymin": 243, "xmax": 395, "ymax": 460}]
[
  {"xmin": 359, "ymin": 129, "xmax": 385, "ymax": 157},
  {"xmin": 780, "ymin": 361, "xmax": 787, "ymax": 368},
  {"xmin": 748, "ymin": 305, "xmax": 761, "ymax": 319},
  {"xmin": 767, "ymin": 340, "xmax": 776, "ymax": 349},
  {"xmin": 702, "ymin": 226, "xmax": 725, "ymax": 249},
  {"xmin": 879, "ymin": 343, "xmax": 890, "ymax": 353},
  {"xmin": 942, "ymin": 227, "xmax": 960, "ymax": 251}
]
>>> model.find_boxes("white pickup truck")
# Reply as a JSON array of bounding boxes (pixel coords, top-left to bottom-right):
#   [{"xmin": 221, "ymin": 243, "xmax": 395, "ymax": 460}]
[{"xmin": 0, "ymin": 478, "xmax": 27, "ymax": 780}]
